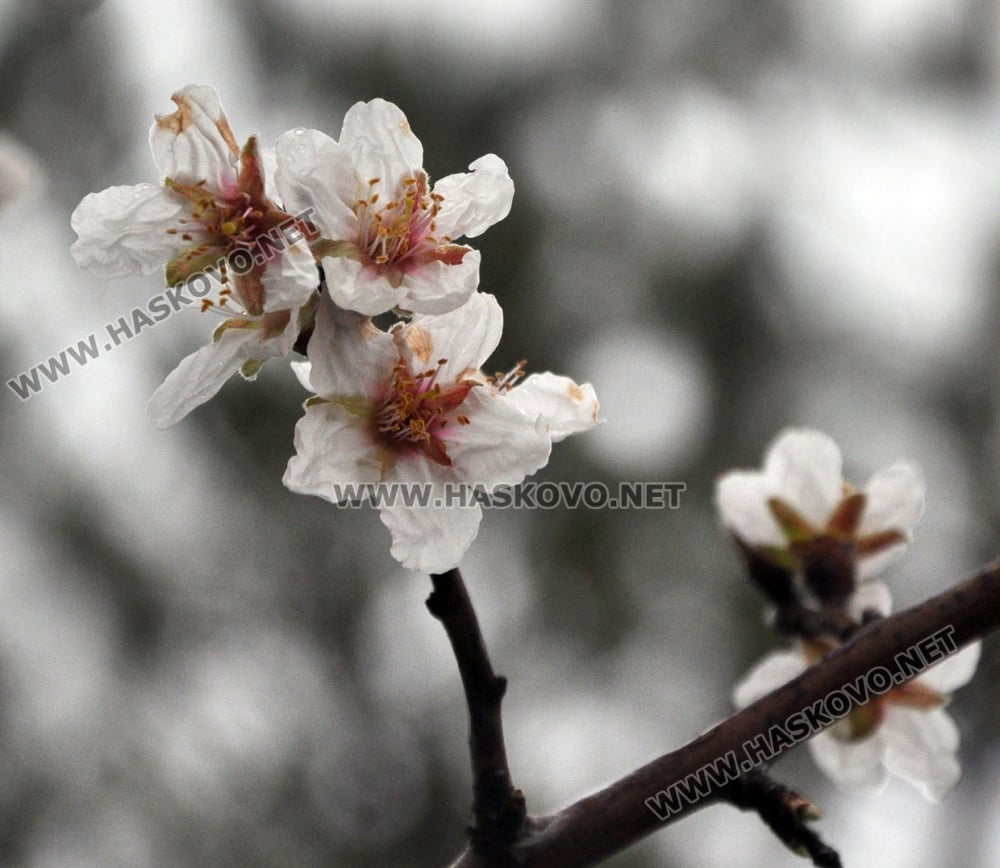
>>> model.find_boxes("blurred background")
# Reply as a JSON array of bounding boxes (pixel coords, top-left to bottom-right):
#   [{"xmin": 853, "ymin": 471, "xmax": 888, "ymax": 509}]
[{"xmin": 2, "ymin": 0, "xmax": 1000, "ymax": 865}]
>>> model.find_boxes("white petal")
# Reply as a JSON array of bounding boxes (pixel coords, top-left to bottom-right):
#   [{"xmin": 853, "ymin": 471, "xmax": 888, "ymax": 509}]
[
  {"xmin": 402, "ymin": 292, "xmax": 503, "ymax": 383},
  {"xmin": 883, "ymin": 707, "xmax": 961, "ymax": 801},
  {"xmin": 378, "ymin": 466, "xmax": 484, "ymax": 573},
  {"xmin": 447, "ymin": 389, "xmax": 552, "ymax": 487},
  {"xmin": 305, "ymin": 292, "xmax": 396, "ymax": 398},
  {"xmin": 732, "ymin": 650, "xmax": 809, "ymax": 708},
  {"xmin": 149, "ymin": 84, "xmax": 239, "ymax": 187},
  {"xmin": 290, "ymin": 360, "xmax": 313, "ymax": 392},
  {"xmin": 808, "ymin": 729, "xmax": 889, "ymax": 793},
  {"xmin": 858, "ymin": 546, "xmax": 908, "ymax": 581},
  {"xmin": 259, "ymin": 145, "xmax": 279, "ymax": 200},
  {"xmin": 275, "ymin": 128, "xmax": 358, "ymax": 239},
  {"xmin": 504, "ymin": 372, "xmax": 601, "ymax": 443},
  {"xmin": 916, "ymin": 640, "xmax": 981, "ymax": 694},
  {"xmin": 432, "ymin": 154, "xmax": 515, "ymax": 239},
  {"xmin": 70, "ymin": 184, "xmax": 186, "ymax": 277},
  {"xmin": 323, "ymin": 255, "xmax": 403, "ymax": 316},
  {"xmin": 283, "ymin": 402, "xmax": 383, "ymax": 502},
  {"xmin": 714, "ymin": 470, "xmax": 785, "ymax": 547},
  {"xmin": 339, "ymin": 99, "xmax": 423, "ymax": 194},
  {"xmin": 260, "ymin": 240, "xmax": 319, "ymax": 312},
  {"xmin": 857, "ymin": 461, "xmax": 923, "ymax": 580},
  {"xmin": 860, "ymin": 459, "xmax": 925, "ymax": 536},
  {"xmin": 847, "ymin": 580, "xmax": 892, "ymax": 620},
  {"xmin": 398, "ymin": 252, "xmax": 481, "ymax": 315},
  {"xmin": 146, "ymin": 326, "xmax": 260, "ymax": 428},
  {"xmin": 764, "ymin": 428, "xmax": 843, "ymax": 527}
]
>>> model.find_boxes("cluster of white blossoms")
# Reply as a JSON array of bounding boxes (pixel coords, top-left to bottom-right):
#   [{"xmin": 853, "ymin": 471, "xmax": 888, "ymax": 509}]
[
  {"xmin": 70, "ymin": 85, "xmax": 600, "ymax": 573},
  {"xmin": 717, "ymin": 429, "xmax": 981, "ymax": 802}
]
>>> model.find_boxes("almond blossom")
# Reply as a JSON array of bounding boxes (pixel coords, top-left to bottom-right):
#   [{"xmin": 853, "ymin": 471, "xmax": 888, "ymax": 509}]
[
  {"xmin": 275, "ymin": 99, "xmax": 513, "ymax": 317},
  {"xmin": 733, "ymin": 583, "xmax": 981, "ymax": 801},
  {"xmin": 283, "ymin": 292, "xmax": 599, "ymax": 573},
  {"xmin": 715, "ymin": 428, "xmax": 925, "ymax": 603},
  {"xmin": 69, "ymin": 84, "xmax": 320, "ymax": 427}
]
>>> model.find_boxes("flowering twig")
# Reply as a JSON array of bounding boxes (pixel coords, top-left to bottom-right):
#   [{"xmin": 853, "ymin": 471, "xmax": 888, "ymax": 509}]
[
  {"xmin": 447, "ymin": 559, "xmax": 1000, "ymax": 866},
  {"xmin": 427, "ymin": 569, "xmax": 526, "ymax": 853}
]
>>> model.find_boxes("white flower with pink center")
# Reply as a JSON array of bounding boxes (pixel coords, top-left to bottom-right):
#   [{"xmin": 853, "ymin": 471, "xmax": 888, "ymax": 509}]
[
  {"xmin": 275, "ymin": 98, "xmax": 513, "ymax": 317},
  {"xmin": 69, "ymin": 84, "xmax": 320, "ymax": 427},
  {"xmin": 733, "ymin": 584, "xmax": 982, "ymax": 801},
  {"xmin": 284, "ymin": 292, "xmax": 599, "ymax": 572}
]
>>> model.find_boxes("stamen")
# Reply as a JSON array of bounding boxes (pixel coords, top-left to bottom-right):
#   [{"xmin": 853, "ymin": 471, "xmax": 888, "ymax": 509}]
[
  {"xmin": 373, "ymin": 355, "xmax": 475, "ymax": 466},
  {"xmin": 488, "ymin": 359, "xmax": 527, "ymax": 392}
]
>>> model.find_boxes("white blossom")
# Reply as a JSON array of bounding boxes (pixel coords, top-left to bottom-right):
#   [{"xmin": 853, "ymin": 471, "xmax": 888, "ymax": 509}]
[
  {"xmin": 275, "ymin": 99, "xmax": 513, "ymax": 317},
  {"xmin": 284, "ymin": 293, "xmax": 599, "ymax": 572}
]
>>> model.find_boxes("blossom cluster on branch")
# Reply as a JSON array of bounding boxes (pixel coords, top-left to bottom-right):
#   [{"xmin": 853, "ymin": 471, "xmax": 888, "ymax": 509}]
[
  {"xmin": 717, "ymin": 428, "xmax": 981, "ymax": 802},
  {"xmin": 70, "ymin": 85, "xmax": 600, "ymax": 573},
  {"xmin": 68, "ymin": 85, "xmax": 990, "ymax": 867}
]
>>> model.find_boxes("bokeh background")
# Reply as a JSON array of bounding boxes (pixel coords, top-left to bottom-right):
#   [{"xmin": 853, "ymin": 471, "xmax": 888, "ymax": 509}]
[{"xmin": 2, "ymin": 0, "xmax": 1000, "ymax": 865}]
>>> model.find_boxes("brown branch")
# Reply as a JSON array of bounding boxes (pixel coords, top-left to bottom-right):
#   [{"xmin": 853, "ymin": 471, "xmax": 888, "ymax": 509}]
[
  {"xmin": 448, "ymin": 559, "xmax": 1000, "ymax": 867},
  {"xmin": 427, "ymin": 568, "xmax": 526, "ymax": 853}
]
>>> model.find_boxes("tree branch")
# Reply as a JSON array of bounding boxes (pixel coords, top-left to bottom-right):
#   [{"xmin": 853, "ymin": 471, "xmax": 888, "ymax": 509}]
[
  {"xmin": 448, "ymin": 559, "xmax": 1000, "ymax": 866},
  {"xmin": 428, "ymin": 568, "xmax": 526, "ymax": 853}
]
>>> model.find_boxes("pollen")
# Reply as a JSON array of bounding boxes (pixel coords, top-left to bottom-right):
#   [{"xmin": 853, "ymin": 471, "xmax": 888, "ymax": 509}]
[
  {"xmin": 353, "ymin": 171, "xmax": 445, "ymax": 272},
  {"xmin": 373, "ymin": 356, "xmax": 477, "ymax": 466},
  {"xmin": 162, "ymin": 160, "xmax": 292, "ymax": 318},
  {"xmin": 487, "ymin": 359, "xmax": 527, "ymax": 393}
]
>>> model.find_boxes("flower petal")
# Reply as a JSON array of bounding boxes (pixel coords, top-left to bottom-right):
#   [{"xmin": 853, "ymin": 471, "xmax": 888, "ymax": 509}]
[
  {"xmin": 275, "ymin": 128, "xmax": 358, "ymax": 239},
  {"xmin": 860, "ymin": 459, "xmax": 925, "ymax": 537},
  {"xmin": 378, "ymin": 462, "xmax": 483, "ymax": 573},
  {"xmin": 401, "ymin": 292, "xmax": 503, "ymax": 383},
  {"xmin": 764, "ymin": 429, "xmax": 843, "ymax": 528},
  {"xmin": 283, "ymin": 401, "xmax": 384, "ymax": 502},
  {"xmin": 857, "ymin": 528, "xmax": 910, "ymax": 580},
  {"xmin": 290, "ymin": 360, "xmax": 313, "ymax": 392},
  {"xmin": 715, "ymin": 470, "xmax": 785, "ymax": 548},
  {"xmin": 70, "ymin": 184, "xmax": 186, "ymax": 277},
  {"xmin": 446, "ymin": 389, "xmax": 552, "ymax": 487},
  {"xmin": 883, "ymin": 707, "xmax": 961, "ymax": 801},
  {"xmin": 146, "ymin": 325, "xmax": 261, "ymax": 428},
  {"xmin": 916, "ymin": 640, "xmax": 981, "ymax": 694},
  {"xmin": 398, "ymin": 252, "xmax": 481, "ymax": 315},
  {"xmin": 339, "ymin": 99, "xmax": 423, "ymax": 194},
  {"xmin": 149, "ymin": 84, "xmax": 239, "ymax": 187},
  {"xmin": 322, "ymin": 255, "xmax": 403, "ymax": 316},
  {"xmin": 504, "ymin": 372, "xmax": 601, "ymax": 443},
  {"xmin": 432, "ymin": 154, "xmax": 515, "ymax": 239},
  {"xmin": 260, "ymin": 240, "xmax": 319, "ymax": 312},
  {"xmin": 305, "ymin": 292, "xmax": 396, "ymax": 398},
  {"xmin": 808, "ymin": 729, "xmax": 889, "ymax": 794},
  {"xmin": 847, "ymin": 580, "xmax": 892, "ymax": 621},
  {"xmin": 732, "ymin": 650, "xmax": 809, "ymax": 708}
]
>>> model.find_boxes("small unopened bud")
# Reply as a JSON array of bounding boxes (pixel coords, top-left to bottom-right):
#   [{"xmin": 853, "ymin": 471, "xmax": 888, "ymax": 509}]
[{"xmin": 786, "ymin": 790, "xmax": 823, "ymax": 822}]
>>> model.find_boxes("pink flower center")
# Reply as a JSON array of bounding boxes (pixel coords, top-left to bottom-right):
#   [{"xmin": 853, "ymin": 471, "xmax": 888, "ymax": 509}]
[
  {"xmin": 355, "ymin": 173, "xmax": 442, "ymax": 268},
  {"xmin": 162, "ymin": 137, "xmax": 311, "ymax": 317},
  {"xmin": 374, "ymin": 356, "xmax": 476, "ymax": 467}
]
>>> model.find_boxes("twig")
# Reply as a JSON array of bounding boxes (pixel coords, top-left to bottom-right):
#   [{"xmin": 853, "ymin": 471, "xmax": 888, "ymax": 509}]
[
  {"xmin": 447, "ymin": 559, "xmax": 1000, "ymax": 866},
  {"xmin": 428, "ymin": 568, "xmax": 526, "ymax": 853},
  {"xmin": 721, "ymin": 771, "xmax": 840, "ymax": 868}
]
